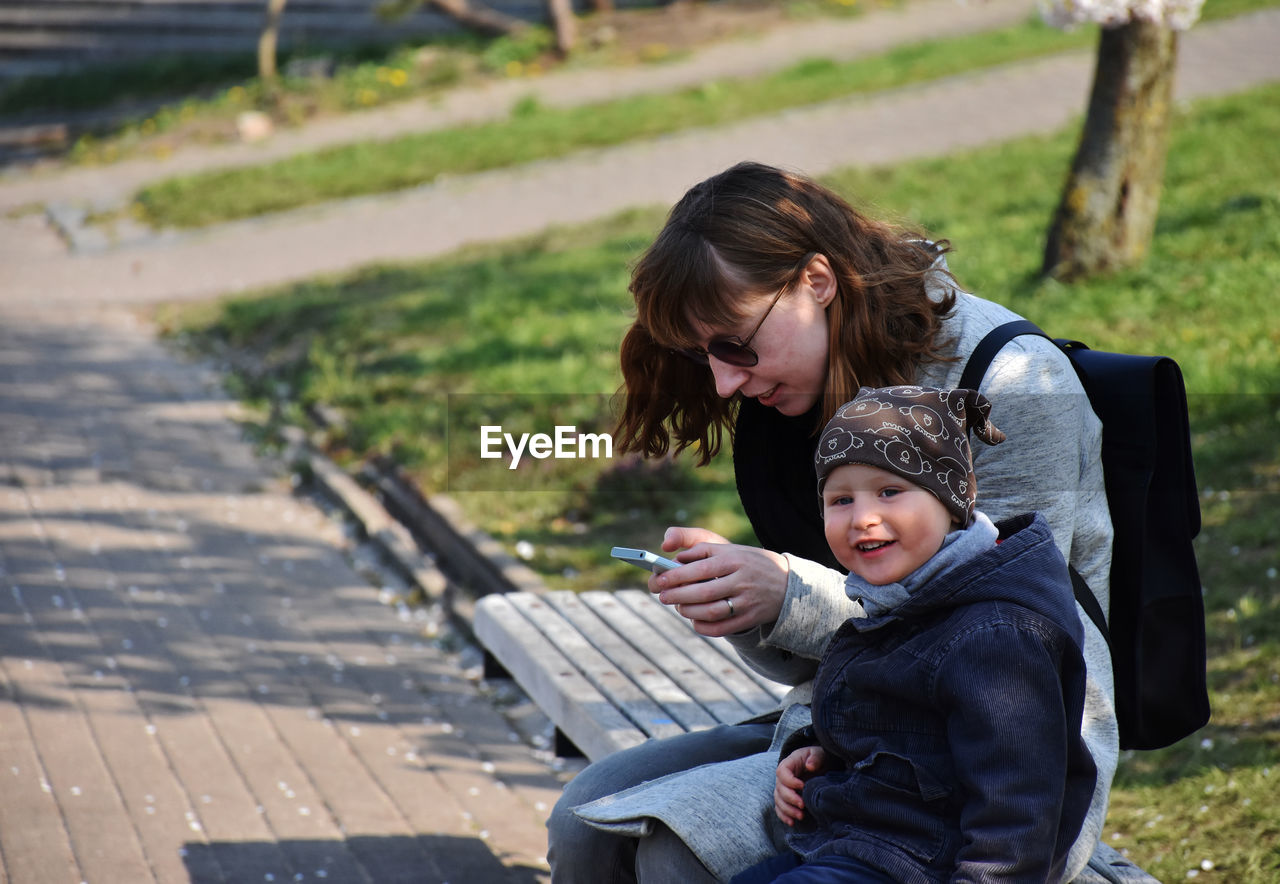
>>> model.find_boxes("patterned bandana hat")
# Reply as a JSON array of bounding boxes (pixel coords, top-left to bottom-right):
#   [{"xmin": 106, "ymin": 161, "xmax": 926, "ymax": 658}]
[{"xmin": 814, "ymin": 386, "xmax": 1007, "ymax": 526}]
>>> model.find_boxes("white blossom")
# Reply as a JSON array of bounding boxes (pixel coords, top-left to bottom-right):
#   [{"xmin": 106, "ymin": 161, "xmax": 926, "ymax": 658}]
[{"xmin": 1038, "ymin": 0, "xmax": 1204, "ymax": 30}]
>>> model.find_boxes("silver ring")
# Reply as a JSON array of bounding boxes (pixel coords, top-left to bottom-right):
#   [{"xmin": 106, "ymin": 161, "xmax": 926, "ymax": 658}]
[{"xmin": 724, "ymin": 596, "xmax": 735, "ymax": 618}]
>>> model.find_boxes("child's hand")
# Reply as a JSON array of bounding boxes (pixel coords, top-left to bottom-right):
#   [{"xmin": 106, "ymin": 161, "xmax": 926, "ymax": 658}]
[{"xmin": 774, "ymin": 746, "xmax": 826, "ymax": 826}]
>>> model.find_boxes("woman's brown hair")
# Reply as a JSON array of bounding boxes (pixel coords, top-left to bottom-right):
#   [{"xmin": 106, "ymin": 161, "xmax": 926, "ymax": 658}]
[{"xmin": 615, "ymin": 162, "xmax": 957, "ymax": 465}]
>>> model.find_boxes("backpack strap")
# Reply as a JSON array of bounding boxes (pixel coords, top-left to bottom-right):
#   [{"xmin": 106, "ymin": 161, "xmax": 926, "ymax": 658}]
[
  {"xmin": 957, "ymin": 319, "xmax": 1048, "ymax": 392},
  {"xmin": 960, "ymin": 319, "xmax": 1113, "ymax": 653},
  {"xmin": 1069, "ymin": 566, "xmax": 1112, "ymax": 655}
]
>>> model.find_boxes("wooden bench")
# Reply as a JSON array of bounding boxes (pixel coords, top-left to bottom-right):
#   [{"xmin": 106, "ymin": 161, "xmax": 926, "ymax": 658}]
[{"xmin": 473, "ymin": 589, "xmax": 790, "ymax": 761}]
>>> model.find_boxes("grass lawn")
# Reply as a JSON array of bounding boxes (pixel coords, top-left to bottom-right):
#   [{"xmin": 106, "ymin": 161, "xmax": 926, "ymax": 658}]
[
  {"xmin": 131, "ymin": 17, "xmax": 1098, "ymax": 228},
  {"xmin": 131, "ymin": 0, "xmax": 1276, "ymax": 230},
  {"xmin": 162, "ymin": 80, "xmax": 1280, "ymax": 879}
]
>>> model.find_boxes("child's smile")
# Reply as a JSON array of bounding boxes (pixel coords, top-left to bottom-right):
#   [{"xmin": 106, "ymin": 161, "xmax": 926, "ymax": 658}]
[{"xmin": 822, "ymin": 463, "xmax": 956, "ymax": 586}]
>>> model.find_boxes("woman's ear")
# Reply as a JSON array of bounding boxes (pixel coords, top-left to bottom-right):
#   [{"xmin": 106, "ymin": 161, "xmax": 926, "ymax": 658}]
[{"xmin": 805, "ymin": 254, "xmax": 838, "ymax": 307}]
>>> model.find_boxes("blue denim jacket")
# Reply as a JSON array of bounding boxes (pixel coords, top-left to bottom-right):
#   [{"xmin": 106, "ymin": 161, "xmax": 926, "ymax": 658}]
[{"xmin": 785, "ymin": 513, "xmax": 1096, "ymax": 883}]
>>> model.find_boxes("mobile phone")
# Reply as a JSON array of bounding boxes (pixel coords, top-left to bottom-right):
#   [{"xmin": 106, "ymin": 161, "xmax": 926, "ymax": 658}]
[{"xmin": 610, "ymin": 546, "xmax": 682, "ymax": 574}]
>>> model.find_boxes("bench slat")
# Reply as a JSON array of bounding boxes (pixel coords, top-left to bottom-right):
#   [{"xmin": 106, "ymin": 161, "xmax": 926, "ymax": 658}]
[
  {"xmin": 541, "ymin": 592, "xmax": 720, "ymax": 732},
  {"xmin": 475, "ymin": 590, "xmax": 794, "ymax": 761},
  {"xmin": 651, "ymin": 598, "xmax": 792, "ymax": 704},
  {"xmin": 472, "ymin": 593, "xmax": 649, "ymax": 761},
  {"xmin": 611, "ymin": 590, "xmax": 790, "ymax": 713},
  {"xmin": 507, "ymin": 593, "xmax": 690, "ymax": 744},
  {"xmin": 580, "ymin": 591, "xmax": 762, "ymax": 724}
]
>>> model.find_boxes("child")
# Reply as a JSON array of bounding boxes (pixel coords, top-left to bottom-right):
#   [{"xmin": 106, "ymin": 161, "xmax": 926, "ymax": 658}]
[{"xmin": 733, "ymin": 386, "xmax": 1097, "ymax": 884}]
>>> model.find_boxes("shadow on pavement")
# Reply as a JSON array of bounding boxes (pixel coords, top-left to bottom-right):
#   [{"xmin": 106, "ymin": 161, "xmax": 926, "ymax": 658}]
[{"xmin": 183, "ymin": 833, "xmax": 549, "ymax": 883}]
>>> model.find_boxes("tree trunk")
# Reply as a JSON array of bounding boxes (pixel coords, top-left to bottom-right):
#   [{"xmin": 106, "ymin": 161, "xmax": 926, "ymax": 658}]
[
  {"xmin": 546, "ymin": 0, "xmax": 578, "ymax": 55},
  {"xmin": 1041, "ymin": 20, "xmax": 1178, "ymax": 281},
  {"xmin": 257, "ymin": 0, "xmax": 289, "ymax": 83}
]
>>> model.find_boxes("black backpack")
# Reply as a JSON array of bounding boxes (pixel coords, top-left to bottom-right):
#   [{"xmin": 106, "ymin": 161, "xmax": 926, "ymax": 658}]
[{"xmin": 959, "ymin": 320, "xmax": 1210, "ymax": 751}]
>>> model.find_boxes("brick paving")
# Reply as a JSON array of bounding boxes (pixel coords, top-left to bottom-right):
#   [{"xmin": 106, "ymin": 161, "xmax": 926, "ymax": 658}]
[{"xmin": 0, "ymin": 307, "xmax": 565, "ymax": 882}]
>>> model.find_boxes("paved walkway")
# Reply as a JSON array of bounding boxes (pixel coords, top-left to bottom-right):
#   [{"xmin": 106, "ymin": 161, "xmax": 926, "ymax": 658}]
[
  {"xmin": 0, "ymin": 305, "xmax": 566, "ymax": 882},
  {"xmin": 0, "ymin": 6, "xmax": 1278, "ymax": 881}
]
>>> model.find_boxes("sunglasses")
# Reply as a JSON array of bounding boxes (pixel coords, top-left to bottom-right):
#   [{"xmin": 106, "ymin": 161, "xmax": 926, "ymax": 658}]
[
  {"xmin": 674, "ymin": 253, "xmax": 816, "ymax": 368},
  {"xmin": 675, "ymin": 285, "xmax": 785, "ymax": 367}
]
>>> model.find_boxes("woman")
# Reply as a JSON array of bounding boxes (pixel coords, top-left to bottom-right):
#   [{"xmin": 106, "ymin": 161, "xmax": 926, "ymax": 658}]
[{"xmin": 547, "ymin": 162, "xmax": 1120, "ymax": 882}]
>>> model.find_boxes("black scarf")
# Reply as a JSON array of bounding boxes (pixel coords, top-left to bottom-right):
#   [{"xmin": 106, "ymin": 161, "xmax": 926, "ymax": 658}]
[{"xmin": 732, "ymin": 397, "xmax": 842, "ymax": 571}]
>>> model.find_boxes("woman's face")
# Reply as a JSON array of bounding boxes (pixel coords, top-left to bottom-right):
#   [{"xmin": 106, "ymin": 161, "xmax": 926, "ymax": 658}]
[{"xmin": 685, "ymin": 255, "xmax": 834, "ymax": 417}]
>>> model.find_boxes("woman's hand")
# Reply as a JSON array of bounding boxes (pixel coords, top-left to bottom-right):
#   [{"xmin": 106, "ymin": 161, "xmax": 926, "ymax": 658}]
[
  {"xmin": 775, "ymin": 746, "xmax": 826, "ymax": 826},
  {"xmin": 647, "ymin": 526, "xmax": 790, "ymax": 637}
]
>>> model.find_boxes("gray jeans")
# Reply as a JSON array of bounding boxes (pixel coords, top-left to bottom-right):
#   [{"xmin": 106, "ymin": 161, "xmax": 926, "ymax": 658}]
[{"xmin": 546, "ymin": 721, "xmax": 776, "ymax": 883}]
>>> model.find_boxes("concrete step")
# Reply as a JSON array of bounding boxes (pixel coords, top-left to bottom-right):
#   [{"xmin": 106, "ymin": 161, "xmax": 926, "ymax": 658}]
[
  {"xmin": 0, "ymin": 6, "xmax": 454, "ymax": 31},
  {"xmin": 0, "ymin": 21, "xmax": 455, "ymax": 51},
  {"xmin": 0, "ymin": 0, "xmax": 557, "ymax": 80}
]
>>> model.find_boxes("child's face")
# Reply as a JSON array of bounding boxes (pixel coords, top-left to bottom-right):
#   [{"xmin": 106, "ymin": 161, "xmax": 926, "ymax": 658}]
[{"xmin": 822, "ymin": 463, "xmax": 956, "ymax": 586}]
